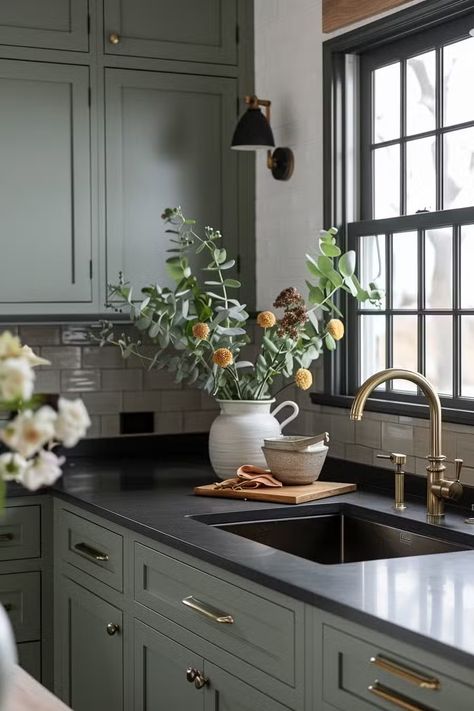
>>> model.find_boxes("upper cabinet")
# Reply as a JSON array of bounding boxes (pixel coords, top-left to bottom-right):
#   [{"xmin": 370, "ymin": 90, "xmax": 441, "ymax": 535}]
[
  {"xmin": 0, "ymin": 1, "xmax": 253, "ymax": 316},
  {"xmin": 105, "ymin": 69, "xmax": 238, "ymax": 292},
  {"xmin": 0, "ymin": 0, "xmax": 89, "ymax": 51},
  {"xmin": 0, "ymin": 60, "xmax": 92, "ymax": 312},
  {"xmin": 103, "ymin": 0, "xmax": 238, "ymax": 64}
]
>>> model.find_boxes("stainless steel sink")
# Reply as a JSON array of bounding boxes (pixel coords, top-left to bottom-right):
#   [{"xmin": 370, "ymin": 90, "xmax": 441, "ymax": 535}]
[{"xmin": 214, "ymin": 514, "xmax": 471, "ymax": 565}]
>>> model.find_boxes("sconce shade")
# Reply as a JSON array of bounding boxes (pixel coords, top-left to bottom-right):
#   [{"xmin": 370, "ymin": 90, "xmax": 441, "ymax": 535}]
[{"xmin": 231, "ymin": 108, "xmax": 275, "ymax": 151}]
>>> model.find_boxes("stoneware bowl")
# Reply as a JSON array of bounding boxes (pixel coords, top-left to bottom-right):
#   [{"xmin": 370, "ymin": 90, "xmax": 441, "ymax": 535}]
[
  {"xmin": 262, "ymin": 445, "xmax": 328, "ymax": 485},
  {"xmin": 264, "ymin": 435, "xmax": 323, "ymax": 451}
]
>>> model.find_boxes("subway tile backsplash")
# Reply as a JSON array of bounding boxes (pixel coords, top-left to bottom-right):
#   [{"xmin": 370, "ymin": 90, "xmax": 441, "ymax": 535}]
[
  {"xmin": 10, "ymin": 323, "xmax": 218, "ymax": 438},
  {"xmin": 11, "ymin": 323, "xmax": 474, "ymax": 482}
]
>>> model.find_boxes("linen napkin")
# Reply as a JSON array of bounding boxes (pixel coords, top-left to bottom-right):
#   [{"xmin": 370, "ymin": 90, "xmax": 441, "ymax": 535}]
[{"xmin": 214, "ymin": 464, "xmax": 282, "ymax": 491}]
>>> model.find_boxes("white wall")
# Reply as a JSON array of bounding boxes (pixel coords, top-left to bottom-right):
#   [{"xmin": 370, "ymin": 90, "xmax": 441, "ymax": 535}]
[{"xmin": 254, "ymin": 0, "xmax": 425, "ymax": 310}]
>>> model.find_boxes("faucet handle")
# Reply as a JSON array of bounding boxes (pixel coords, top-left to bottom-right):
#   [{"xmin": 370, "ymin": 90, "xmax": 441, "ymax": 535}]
[
  {"xmin": 454, "ymin": 458, "xmax": 463, "ymax": 483},
  {"xmin": 377, "ymin": 452, "xmax": 406, "ymax": 467}
]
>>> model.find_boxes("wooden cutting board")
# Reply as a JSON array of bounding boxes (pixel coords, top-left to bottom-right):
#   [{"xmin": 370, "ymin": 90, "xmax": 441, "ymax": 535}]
[{"xmin": 193, "ymin": 481, "xmax": 356, "ymax": 504}]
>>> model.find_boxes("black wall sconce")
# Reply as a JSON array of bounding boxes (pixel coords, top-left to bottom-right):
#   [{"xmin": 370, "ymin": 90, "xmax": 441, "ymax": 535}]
[{"xmin": 231, "ymin": 95, "xmax": 294, "ymax": 181}]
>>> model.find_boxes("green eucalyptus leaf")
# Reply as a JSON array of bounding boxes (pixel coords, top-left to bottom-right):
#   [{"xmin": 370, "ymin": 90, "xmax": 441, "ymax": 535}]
[
  {"xmin": 324, "ymin": 333, "xmax": 336, "ymax": 351},
  {"xmin": 339, "ymin": 250, "xmax": 356, "ymax": 277},
  {"xmin": 320, "ymin": 242, "xmax": 341, "ymax": 258},
  {"xmin": 308, "ymin": 286, "xmax": 325, "ymax": 305},
  {"xmin": 223, "ymin": 279, "xmax": 241, "ymax": 288},
  {"xmin": 263, "ymin": 336, "xmax": 279, "ymax": 353}
]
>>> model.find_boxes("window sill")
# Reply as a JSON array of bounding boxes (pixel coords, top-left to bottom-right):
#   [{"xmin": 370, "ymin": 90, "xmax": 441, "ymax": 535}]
[{"xmin": 310, "ymin": 392, "xmax": 474, "ymax": 426}]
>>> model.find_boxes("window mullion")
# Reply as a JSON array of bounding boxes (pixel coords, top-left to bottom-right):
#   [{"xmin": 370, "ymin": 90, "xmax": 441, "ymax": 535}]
[
  {"xmin": 386, "ymin": 233, "xmax": 393, "ymax": 391},
  {"xmin": 400, "ymin": 60, "xmax": 407, "ymax": 216},
  {"xmin": 418, "ymin": 229, "xmax": 426, "ymax": 382},
  {"xmin": 453, "ymin": 224, "xmax": 461, "ymax": 398},
  {"xmin": 435, "ymin": 46, "xmax": 443, "ymax": 211}
]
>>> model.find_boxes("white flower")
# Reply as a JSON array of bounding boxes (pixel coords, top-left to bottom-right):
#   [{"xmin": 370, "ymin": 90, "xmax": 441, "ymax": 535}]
[
  {"xmin": 0, "ymin": 406, "xmax": 57, "ymax": 459},
  {"xmin": 0, "ymin": 332, "xmax": 22, "ymax": 359},
  {"xmin": 0, "ymin": 358, "xmax": 34, "ymax": 402},
  {"xmin": 0, "ymin": 453, "xmax": 27, "ymax": 482},
  {"xmin": 20, "ymin": 450, "xmax": 64, "ymax": 491},
  {"xmin": 55, "ymin": 398, "xmax": 91, "ymax": 447},
  {"xmin": 20, "ymin": 345, "xmax": 50, "ymax": 368}
]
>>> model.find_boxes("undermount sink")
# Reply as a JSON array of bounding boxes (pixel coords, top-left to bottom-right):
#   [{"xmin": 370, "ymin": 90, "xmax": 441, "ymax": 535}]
[{"xmin": 212, "ymin": 513, "xmax": 471, "ymax": 565}]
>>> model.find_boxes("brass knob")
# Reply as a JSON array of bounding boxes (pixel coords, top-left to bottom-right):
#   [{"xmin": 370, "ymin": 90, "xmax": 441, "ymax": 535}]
[
  {"xmin": 108, "ymin": 32, "xmax": 120, "ymax": 45},
  {"xmin": 106, "ymin": 622, "xmax": 120, "ymax": 636},
  {"xmin": 186, "ymin": 667, "xmax": 198, "ymax": 683},
  {"xmin": 194, "ymin": 672, "xmax": 209, "ymax": 690}
]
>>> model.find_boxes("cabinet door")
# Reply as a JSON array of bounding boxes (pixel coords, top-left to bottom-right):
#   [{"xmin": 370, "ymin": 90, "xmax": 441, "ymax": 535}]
[
  {"xmin": 0, "ymin": 60, "xmax": 92, "ymax": 311},
  {"xmin": 105, "ymin": 69, "xmax": 238, "ymax": 294},
  {"xmin": 57, "ymin": 578, "xmax": 123, "ymax": 711},
  {"xmin": 104, "ymin": 0, "xmax": 237, "ymax": 64},
  {"xmin": 0, "ymin": 0, "xmax": 88, "ymax": 51},
  {"xmin": 134, "ymin": 619, "xmax": 204, "ymax": 711},
  {"xmin": 203, "ymin": 663, "xmax": 290, "ymax": 711}
]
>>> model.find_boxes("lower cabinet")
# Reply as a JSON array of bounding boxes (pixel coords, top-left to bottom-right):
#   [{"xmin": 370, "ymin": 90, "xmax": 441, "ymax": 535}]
[
  {"xmin": 57, "ymin": 577, "xmax": 123, "ymax": 711},
  {"xmin": 134, "ymin": 619, "xmax": 290, "ymax": 711}
]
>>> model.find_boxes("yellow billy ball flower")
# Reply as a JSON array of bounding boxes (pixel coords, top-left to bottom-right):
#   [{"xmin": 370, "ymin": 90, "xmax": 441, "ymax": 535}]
[
  {"xmin": 192, "ymin": 322, "xmax": 210, "ymax": 340},
  {"xmin": 295, "ymin": 368, "xmax": 313, "ymax": 391},
  {"xmin": 327, "ymin": 318, "xmax": 345, "ymax": 341},
  {"xmin": 212, "ymin": 348, "xmax": 234, "ymax": 368},
  {"xmin": 256, "ymin": 311, "xmax": 277, "ymax": 329}
]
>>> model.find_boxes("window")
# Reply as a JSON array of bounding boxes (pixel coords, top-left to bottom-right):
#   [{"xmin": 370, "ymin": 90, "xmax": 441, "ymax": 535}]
[{"xmin": 322, "ymin": 2, "xmax": 474, "ymax": 418}]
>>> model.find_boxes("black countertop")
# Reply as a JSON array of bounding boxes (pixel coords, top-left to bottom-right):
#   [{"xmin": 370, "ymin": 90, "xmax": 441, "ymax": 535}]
[{"xmin": 17, "ymin": 452, "xmax": 474, "ymax": 670}]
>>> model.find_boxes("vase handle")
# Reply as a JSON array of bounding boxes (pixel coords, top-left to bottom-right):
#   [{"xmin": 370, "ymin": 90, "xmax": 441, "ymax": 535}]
[{"xmin": 271, "ymin": 400, "xmax": 299, "ymax": 431}]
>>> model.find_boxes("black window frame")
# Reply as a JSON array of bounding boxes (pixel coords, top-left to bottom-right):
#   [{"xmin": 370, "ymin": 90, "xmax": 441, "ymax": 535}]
[{"xmin": 312, "ymin": 0, "xmax": 474, "ymax": 425}]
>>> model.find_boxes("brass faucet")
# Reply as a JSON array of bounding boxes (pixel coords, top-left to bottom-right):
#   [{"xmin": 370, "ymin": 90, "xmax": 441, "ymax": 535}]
[{"xmin": 350, "ymin": 368, "xmax": 463, "ymax": 521}]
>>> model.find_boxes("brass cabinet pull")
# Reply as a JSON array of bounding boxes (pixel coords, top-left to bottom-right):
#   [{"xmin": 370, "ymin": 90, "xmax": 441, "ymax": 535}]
[
  {"xmin": 370, "ymin": 655, "xmax": 440, "ymax": 690},
  {"xmin": 106, "ymin": 623, "xmax": 120, "ymax": 636},
  {"xmin": 369, "ymin": 682, "xmax": 431, "ymax": 710},
  {"xmin": 182, "ymin": 596, "xmax": 234, "ymax": 624},
  {"xmin": 0, "ymin": 533, "xmax": 14, "ymax": 542},
  {"xmin": 74, "ymin": 542, "xmax": 109, "ymax": 562},
  {"xmin": 108, "ymin": 32, "xmax": 120, "ymax": 45}
]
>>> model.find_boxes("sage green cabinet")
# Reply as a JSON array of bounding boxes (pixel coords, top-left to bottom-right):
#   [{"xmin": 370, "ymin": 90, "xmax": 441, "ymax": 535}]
[
  {"xmin": 0, "ymin": 60, "xmax": 92, "ymax": 313},
  {"xmin": 134, "ymin": 619, "xmax": 203, "ymax": 710},
  {"xmin": 104, "ymin": 0, "xmax": 237, "ymax": 64},
  {"xmin": 0, "ymin": 0, "xmax": 89, "ymax": 51},
  {"xmin": 134, "ymin": 619, "xmax": 290, "ymax": 711},
  {"xmin": 104, "ymin": 68, "xmax": 238, "ymax": 294},
  {"xmin": 57, "ymin": 577, "xmax": 123, "ymax": 711}
]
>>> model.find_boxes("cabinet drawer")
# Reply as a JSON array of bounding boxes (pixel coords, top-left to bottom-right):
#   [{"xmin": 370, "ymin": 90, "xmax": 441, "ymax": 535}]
[
  {"xmin": 0, "ymin": 506, "xmax": 40, "ymax": 560},
  {"xmin": 323, "ymin": 624, "xmax": 474, "ymax": 711},
  {"xmin": 58, "ymin": 509, "xmax": 123, "ymax": 592},
  {"xmin": 17, "ymin": 641, "xmax": 41, "ymax": 681},
  {"xmin": 134, "ymin": 543, "xmax": 297, "ymax": 687},
  {"xmin": 0, "ymin": 572, "xmax": 40, "ymax": 643}
]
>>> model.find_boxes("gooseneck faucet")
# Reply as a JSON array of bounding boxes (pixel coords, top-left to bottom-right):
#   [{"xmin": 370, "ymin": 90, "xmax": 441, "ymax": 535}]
[{"xmin": 350, "ymin": 369, "xmax": 463, "ymax": 521}]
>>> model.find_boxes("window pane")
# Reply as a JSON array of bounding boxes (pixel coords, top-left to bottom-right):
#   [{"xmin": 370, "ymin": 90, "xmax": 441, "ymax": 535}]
[
  {"xmin": 425, "ymin": 315, "xmax": 453, "ymax": 396},
  {"xmin": 373, "ymin": 62, "xmax": 400, "ymax": 143},
  {"xmin": 444, "ymin": 37, "xmax": 474, "ymax": 127},
  {"xmin": 393, "ymin": 315, "xmax": 418, "ymax": 392},
  {"xmin": 406, "ymin": 51, "xmax": 436, "ymax": 136},
  {"xmin": 461, "ymin": 224, "xmax": 474, "ymax": 308},
  {"xmin": 359, "ymin": 235, "xmax": 386, "ymax": 310},
  {"xmin": 444, "ymin": 127, "xmax": 474, "ymax": 209},
  {"xmin": 406, "ymin": 137, "xmax": 436, "ymax": 214},
  {"xmin": 462, "ymin": 315, "xmax": 474, "ymax": 396},
  {"xmin": 425, "ymin": 228, "xmax": 452, "ymax": 308},
  {"xmin": 360, "ymin": 315, "xmax": 386, "ymax": 386},
  {"xmin": 374, "ymin": 144, "xmax": 400, "ymax": 218},
  {"xmin": 392, "ymin": 231, "xmax": 418, "ymax": 309}
]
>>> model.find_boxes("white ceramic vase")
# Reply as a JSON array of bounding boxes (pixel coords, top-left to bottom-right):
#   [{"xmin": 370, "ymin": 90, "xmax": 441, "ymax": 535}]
[
  {"xmin": 0, "ymin": 604, "xmax": 17, "ymax": 710},
  {"xmin": 209, "ymin": 399, "xmax": 299, "ymax": 479}
]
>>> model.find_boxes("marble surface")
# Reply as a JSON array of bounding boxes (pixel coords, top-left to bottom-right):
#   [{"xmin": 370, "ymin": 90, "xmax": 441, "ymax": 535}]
[
  {"xmin": 23, "ymin": 455, "xmax": 474, "ymax": 669},
  {"xmin": 6, "ymin": 666, "xmax": 70, "ymax": 711}
]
